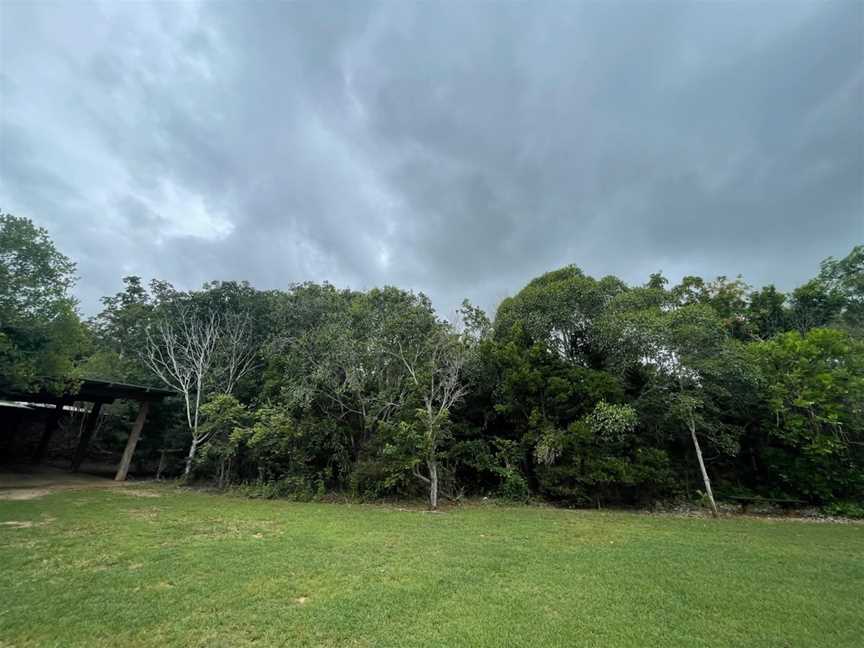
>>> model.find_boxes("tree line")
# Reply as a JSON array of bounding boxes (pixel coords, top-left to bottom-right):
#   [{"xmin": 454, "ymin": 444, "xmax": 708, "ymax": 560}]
[{"xmin": 2, "ymin": 212, "xmax": 862, "ymax": 513}]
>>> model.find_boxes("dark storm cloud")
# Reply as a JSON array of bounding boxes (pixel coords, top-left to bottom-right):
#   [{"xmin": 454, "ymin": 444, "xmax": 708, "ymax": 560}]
[{"xmin": 1, "ymin": 0, "xmax": 862, "ymax": 316}]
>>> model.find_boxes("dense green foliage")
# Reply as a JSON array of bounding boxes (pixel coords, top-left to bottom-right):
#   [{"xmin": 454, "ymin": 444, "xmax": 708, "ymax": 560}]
[
  {"xmin": 0, "ymin": 213, "xmax": 84, "ymax": 393},
  {"xmin": 2, "ymin": 214, "xmax": 862, "ymax": 508},
  {"xmin": 1, "ymin": 487, "xmax": 862, "ymax": 647},
  {"xmin": 748, "ymin": 329, "xmax": 864, "ymax": 501}
]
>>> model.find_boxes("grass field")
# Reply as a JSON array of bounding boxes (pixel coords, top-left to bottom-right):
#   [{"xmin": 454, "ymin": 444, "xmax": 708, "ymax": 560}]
[{"xmin": 1, "ymin": 486, "xmax": 862, "ymax": 647}]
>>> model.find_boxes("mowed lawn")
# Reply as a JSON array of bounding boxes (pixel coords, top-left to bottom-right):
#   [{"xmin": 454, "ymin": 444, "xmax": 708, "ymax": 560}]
[{"xmin": 1, "ymin": 487, "xmax": 862, "ymax": 648}]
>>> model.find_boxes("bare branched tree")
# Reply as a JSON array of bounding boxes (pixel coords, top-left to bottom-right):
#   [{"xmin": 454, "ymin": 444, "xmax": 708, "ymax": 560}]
[
  {"xmin": 216, "ymin": 312, "xmax": 259, "ymax": 395},
  {"xmin": 398, "ymin": 330, "xmax": 471, "ymax": 509},
  {"xmin": 142, "ymin": 306, "xmax": 256, "ymax": 476}
]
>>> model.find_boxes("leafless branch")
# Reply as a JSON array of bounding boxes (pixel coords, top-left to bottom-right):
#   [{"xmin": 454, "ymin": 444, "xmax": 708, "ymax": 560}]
[{"xmin": 141, "ymin": 305, "xmax": 257, "ymax": 476}]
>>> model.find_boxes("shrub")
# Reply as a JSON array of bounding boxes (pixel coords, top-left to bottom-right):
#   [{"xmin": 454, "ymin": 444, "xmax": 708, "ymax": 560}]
[
  {"xmin": 232, "ymin": 476, "xmax": 316, "ymax": 501},
  {"xmin": 821, "ymin": 501, "xmax": 864, "ymax": 519},
  {"xmin": 349, "ymin": 460, "xmax": 393, "ymax": 500},
  {"xmin": 496, "ymin": 469, "xmax": 530, "ymax": 502}
]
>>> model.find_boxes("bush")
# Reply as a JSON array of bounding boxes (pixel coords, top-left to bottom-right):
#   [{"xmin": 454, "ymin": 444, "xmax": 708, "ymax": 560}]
[
  {"xmin": 821, "ymin": 501, "xmax": 864, "ymax": 519},
  {"xmin": 232, "ymin": 476, "xmax": 316, "ymax": 501},
  {"xmin": 496, "ymin": 469, "xmax": 530, "ymax": 502},
  {"xmin": 349, "ymin": 460, "xmax": 393, "ymax": 500}
]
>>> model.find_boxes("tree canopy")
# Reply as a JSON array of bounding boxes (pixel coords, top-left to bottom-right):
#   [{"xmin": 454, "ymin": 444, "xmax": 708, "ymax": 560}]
[
  {"xmin": 0, "ymin": 213, "xmax": 84, "ymax": 392},
  {"xmin": 3, "ymin": 212, "xmax": 861, "ymax": 511}
]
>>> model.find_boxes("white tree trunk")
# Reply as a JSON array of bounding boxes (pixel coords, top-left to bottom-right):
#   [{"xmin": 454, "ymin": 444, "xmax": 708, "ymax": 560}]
[
  {"xmin": 689, "ymin": 418, "xmax": 719, "ymax": 518},
  {"xmin": 427, "ymin": 459, "xmax": 438, "ymax": 510},
  {"xmin": 184, "ymin": 438, "xmax": 199, "ymax": 478},
  {"xmin": 143, "ymin": 306, "xmax": 256, "ymax": 483}
]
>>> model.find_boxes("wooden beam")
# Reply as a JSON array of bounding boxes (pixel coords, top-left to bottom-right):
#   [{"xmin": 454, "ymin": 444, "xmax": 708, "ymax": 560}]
[
  {"xmin": 71, "ymin": 401, "xmax": 104, "ymax": 472},
  {"xmin": 31, "ymin": 402, "xmax": 65, "ymax": 464},
  {"xmin": 115, "ymin": 401, "xmax": 150, "ymax": 482}
]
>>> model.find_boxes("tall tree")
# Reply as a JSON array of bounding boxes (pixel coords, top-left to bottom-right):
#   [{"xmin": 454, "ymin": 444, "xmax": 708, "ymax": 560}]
[
  {"xmin": 397, "ymin": 325, "xmax": 472, "ymax": 509},
  {"xmin": 284, "ymin": 287, "xmax": 437, "ymax": 463},
  {"xmin": 0, "ymin": 213, "xmax": 84, "ymax": 392},
  {"xmin": 142, "ymin": 304, "xmax": 256, "ymax": 476},
  {"xmin": 82, "ymin": 276, "xmax": 155, "ymax": 383},
  {"xmin": 601, "ymin": 295, "xmax": 752, "ymax": 517},
  {"xmin": 789, "ymin": 279, "xmax": 846, "ymax": 334},
  {"xmin": 749, "ymin": 328, "xmax": 864, "ymax": 501},
  {"xmin": 746, "ymin": 285, "xmax": 788, "ymax": 340},
  {"xmin": 816, "ymin": 245, "xmax": 864, "ymax": 334},
  {"xmin": 494, "ymin": 265, "xmax": 626, "ymax": 367}
]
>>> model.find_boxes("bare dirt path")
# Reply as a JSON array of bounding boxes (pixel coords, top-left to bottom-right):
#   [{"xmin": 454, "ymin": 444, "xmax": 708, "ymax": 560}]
[{"xmin": 0, "ymin": 465, "xmax": 154, "ymax": 500}]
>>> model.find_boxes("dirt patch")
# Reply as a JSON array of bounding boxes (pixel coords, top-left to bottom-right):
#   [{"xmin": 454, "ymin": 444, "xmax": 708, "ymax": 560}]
[
  {"xmin": 117, "ymin": 489, "xmax": 161, "ymax": 498},
  {"xmin": 0, "ymin": 488, "xmax": 51, "ymax": 501},
  {"xmin": 126, "ymin": 507, "xmax": 161, "ymax": 521},
  {"xmin": 0, "ymin": 516, "xmax": 56, "ymax": 529},
  {"xmin": 1, "ymin": 520, "xmax": 36, "ymax": 528}
]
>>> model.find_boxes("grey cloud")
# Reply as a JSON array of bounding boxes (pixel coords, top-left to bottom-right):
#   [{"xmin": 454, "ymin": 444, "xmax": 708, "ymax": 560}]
[{"xmin": 1, "ymin": 0, "xmax": 861, "ymax": 317}]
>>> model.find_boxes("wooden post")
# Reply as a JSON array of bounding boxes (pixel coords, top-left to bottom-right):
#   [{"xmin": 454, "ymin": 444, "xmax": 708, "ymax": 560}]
[
  {"xmin": 31, "ymin": 402, "xmax": 64, "ymax": 464},
  {"xmin": 71, "ymin": 401, "xmax": 104, "ymax": 472},
  {"xmin": 115, "ymin": 401, "xmax": 149, "ymax": 482},
  {"xmin": 156, "ymin": 449, "xmax": 167, "ymax": 481}
]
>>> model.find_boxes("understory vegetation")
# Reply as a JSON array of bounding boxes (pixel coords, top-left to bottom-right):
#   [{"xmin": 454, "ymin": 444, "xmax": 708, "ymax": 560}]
[
  {"xmin": 2, "ymin": 212, "xmax": 863, "ymax": 512},
  {"xmin": 1, "ymin": 487, "xmax": 862, "ymax": 647}
]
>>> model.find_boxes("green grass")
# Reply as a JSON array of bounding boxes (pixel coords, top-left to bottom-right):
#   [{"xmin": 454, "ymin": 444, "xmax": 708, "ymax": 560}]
[{"xmin": 1, "ymin": 488, "xmax": 862, "ymax": 647}]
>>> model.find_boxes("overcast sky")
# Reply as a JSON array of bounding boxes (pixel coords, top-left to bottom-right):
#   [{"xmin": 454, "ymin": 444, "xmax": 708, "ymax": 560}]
[{"xmin": 1, "ymin": 1, "xmax": 862, "ymax": 316}]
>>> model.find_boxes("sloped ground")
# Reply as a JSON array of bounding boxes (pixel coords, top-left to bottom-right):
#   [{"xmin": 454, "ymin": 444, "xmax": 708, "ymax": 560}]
[{"xmin": 1, "ymin": 486, "xmax": 862, "ymax": 647}]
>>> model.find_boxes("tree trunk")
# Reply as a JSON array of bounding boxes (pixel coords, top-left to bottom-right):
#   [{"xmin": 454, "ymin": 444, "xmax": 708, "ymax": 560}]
[
  {"xmin": 156, "ymin": 450, "xmax": 167, "ymax": 481},
  {"xmin": 689, "ymin": 417, "xmax": 719, "ymax": 518},
  {"xmin": 184, "ymin": 439, "xmax": 199, "ymax": 478},
  {"xmin": 427, "ymin": 459, "xmax": 439, "ymax": 510}
]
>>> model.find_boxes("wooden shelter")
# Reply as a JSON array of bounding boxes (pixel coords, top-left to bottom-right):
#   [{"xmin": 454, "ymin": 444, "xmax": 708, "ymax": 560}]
[{"xmin": 1, "ymin": 379, "xmax": 174, "ymax": 481}]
